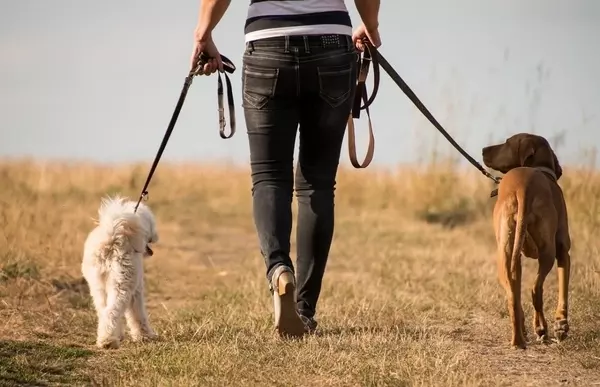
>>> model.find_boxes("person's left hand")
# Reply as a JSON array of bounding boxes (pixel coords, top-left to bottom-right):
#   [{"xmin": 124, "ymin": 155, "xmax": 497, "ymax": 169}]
[{"xmin": 190, "ymin": 36, "xmax": 223, "ymax": 76}]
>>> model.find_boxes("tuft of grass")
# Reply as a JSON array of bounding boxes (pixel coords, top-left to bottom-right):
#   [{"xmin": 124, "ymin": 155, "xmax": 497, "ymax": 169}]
[
  {"xmin": 0, "ymin": 340, "xmax": 93, "ymax": 386},
  {"xmin": 1, "ymin": 159, "xmax": 600, "ymax": 386},
  {"xmin": 0, "ymin": 261, "xmax": 40, "ymax": 283}
]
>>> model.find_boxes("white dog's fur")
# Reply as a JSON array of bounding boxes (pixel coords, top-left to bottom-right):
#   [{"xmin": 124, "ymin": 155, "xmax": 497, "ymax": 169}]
[{"xmin": 82, "ymin": 195, "xmax": 159, "ymax": 349}]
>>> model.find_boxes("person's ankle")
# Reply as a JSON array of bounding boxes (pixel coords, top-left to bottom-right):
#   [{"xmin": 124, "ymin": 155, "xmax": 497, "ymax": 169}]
[
  {"xmin": 299, "ymin": 314, "xmax": 318, "ymax": 333},
  {"xmin": 269, "ymin": 265, "xmax": 294, "ymax": 294}
]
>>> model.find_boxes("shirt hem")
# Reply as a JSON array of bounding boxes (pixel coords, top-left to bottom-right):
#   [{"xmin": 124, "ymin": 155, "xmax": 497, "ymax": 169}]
[{"xmin": 245, "ymin": 25, "xmax": 353, "ymax": 43}]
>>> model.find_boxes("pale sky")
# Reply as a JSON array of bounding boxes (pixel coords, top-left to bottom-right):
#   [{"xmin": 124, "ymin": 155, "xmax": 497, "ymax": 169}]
[{"xmin": 1, "ymin": 0, "xmax": 598, "ymax": 168}]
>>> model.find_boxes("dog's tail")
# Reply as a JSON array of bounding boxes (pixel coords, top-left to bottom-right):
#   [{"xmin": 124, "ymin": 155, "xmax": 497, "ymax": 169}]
[
  {"xmin": 510, "ymin": 190, "xmax": 528, "ymax": 281},
  {"xmin": 96, "ymin": 197, "xmax": 142, "ymax": 255}
]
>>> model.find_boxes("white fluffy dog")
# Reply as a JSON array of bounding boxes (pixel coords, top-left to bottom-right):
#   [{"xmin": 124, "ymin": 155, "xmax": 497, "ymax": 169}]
[{"xmin": 82, "ymin": 195, "xmax": 159, "ymax": 349}]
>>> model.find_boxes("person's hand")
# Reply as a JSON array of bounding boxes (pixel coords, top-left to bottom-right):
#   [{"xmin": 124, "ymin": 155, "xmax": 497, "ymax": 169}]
[
  {"xmin": 352, "ymin": 23, "xmax": 381, "ymax": 51},
  {"xmin": 190, "ymin": 36, "xmax": 223, "ymax": 76}
]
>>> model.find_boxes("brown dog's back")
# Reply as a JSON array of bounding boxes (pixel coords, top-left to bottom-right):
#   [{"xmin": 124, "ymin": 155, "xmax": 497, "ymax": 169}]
[
  {"xmin": 497, "ymin": 167, "xmax": 559, "ymax": 232},
  {"xmin": 496, "ymin": 167, "xmax": 558, "ymax": 262}
]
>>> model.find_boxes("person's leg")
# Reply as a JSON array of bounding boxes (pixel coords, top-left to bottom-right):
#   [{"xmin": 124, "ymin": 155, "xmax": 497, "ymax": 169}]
[
  {"xmin": 242, "ymin": 39, "xmax": 306, "ymax": 337},
  {"xmin": 294, "ymin": 36, "xmax": 358, "ymax": 325},
  {"xmin": 243, "ymin": 41, "xmax": 297, "ymax": 279}
]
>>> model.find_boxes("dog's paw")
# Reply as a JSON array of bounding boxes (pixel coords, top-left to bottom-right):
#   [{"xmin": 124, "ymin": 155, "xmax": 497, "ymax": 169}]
[
  {"xmin": 131, "ymin": 335, "xmax": 158, "ymax": 343},
  {"xmin": 535, "ymin": 327, "xmax": 549, "ymax": 343},
  {"xmin": 143, "ymin": 331, "xmax": 159, "ymax": 341},
  {"xmin": 97, "ymin": 336, "xmax": 120, "ymax": 349},
  {"xmin": 511, "ymin": 336, "xmax": 527, "ymax": 350},
  {"xmin": 117, "ymin": 327, "xmax": 126, "ymax": 342},
  {"xmin": 554, "ymin": 319, "xmax": 569, "ymax": 342},
  {"xmin": 131, "ymin": 330, "xmax": 159, "ymax": 343}
]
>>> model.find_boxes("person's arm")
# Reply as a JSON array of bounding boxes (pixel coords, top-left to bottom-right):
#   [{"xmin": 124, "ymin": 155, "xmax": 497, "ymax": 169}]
[
  {"xmin": 190, "ymin": 0, "xmax": 231, "ymax": 74},
  {"xmin": 354, "ymin": 0, "xmax": 380, "ymax": 31},
  {"xmin": 194, "ymin": 0, "xmax": 232, "ymax": 42}
]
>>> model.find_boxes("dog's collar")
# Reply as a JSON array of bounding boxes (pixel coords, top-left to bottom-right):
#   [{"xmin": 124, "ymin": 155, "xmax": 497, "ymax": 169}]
[
  {"xmin": 489, "ymin": 166, "xmax": 558, "ymax": 198},
  {"xmin": 135, "ymin": 244, "xmax": 154, "ymax": 256},
  {"xmin": 535, "ymin": 166, "xmax": 557, "ymax": 181}
]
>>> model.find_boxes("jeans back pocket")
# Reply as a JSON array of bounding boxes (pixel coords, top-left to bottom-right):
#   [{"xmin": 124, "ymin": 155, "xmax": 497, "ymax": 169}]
[
  {"xmin": 317, "ymin": 63, "xmax": 353, "ymax": 109},
  {"xmin": 243, "ymin": 65, "xmax": 279, "ymax": 110}
]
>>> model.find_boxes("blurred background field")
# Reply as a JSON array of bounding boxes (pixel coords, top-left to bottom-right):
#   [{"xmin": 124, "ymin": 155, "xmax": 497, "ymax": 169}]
[{"xmin": 1, "ymin": 152, "xmax": 599, "ymax": 386}]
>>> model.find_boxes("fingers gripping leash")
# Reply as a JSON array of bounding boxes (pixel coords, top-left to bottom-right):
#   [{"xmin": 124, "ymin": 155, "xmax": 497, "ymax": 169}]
[{"xmin": 133, "ymin": 53, "xmax": 237, "ymax": 213}]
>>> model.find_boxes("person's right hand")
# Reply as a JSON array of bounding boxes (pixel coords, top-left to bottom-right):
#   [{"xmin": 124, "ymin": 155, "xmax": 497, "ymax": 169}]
[
  {"xmin": 352, "ymin": 23, "xmax": 381, "ymax": 51},
  {"xmin": 190, "ymin": 35, "xmax": 223, "ymax": 76}
]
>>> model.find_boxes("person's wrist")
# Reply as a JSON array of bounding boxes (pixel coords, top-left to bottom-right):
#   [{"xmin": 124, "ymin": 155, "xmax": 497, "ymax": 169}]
[
  {"xmin": 194, "ymin": 28, "xmax": 212, "ymax": 43},
  {"xmin": 363, "ymin": 20, "xmax": 379, "ymax": 32}
]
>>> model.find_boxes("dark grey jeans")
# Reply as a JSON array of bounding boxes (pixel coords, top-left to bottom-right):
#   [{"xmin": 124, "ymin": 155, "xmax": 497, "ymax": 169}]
[{"xmin": 242, "ymin": 34, "xmax": 358, "ymax": 319}]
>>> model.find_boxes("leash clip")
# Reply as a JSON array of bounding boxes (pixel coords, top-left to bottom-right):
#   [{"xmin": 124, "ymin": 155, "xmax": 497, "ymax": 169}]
[
  {"xmin": 133, "ymin": 190, "xmax": 149, "ymax": 214},
  {"xmin": 218, "ymin": 108, "xmax": 226, "ymax": 129}
]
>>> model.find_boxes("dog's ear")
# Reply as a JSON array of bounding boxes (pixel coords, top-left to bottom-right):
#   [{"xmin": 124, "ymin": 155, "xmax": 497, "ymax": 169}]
[
  {"xmin": 518, "ymin": 137, "xmax": 535, "ymax": 167},
  {"xmin": 552, "ymin": 150, "xmax": 563, "ymax": 180}
]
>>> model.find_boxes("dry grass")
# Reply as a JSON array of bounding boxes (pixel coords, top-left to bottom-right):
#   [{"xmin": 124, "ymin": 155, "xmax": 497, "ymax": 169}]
[{"xmin": 1, "ymin": 158, "xmax": 600, "ymax": 386}]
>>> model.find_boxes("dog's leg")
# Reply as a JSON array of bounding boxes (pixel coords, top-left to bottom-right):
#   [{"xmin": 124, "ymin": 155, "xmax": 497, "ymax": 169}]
[
  {"xmin": 531, "ymin": 250, "xmax": 554, "ymax": 342},
  {"xmin": 554, "ymin": 244, "xmax": 571, "ymax": 341},
  {"xmin": 497, "ymin": 251, "xmax": 523, "ymax": 348},
  {"xmin": 496, "ymin": 216, "xmax": 526, "ymax": 349},
  {"xmin": 88, "ymin": 284, "xmax": 107, "ymax": 318},
  {"xmin": 125, "ymin": 264, "xmax": 157, "ymax": 342},
  {"xmin": 97, "ymin": 265, "xmax": 134, "ymax": 349},
  {"xmin": 504, "ymin": 255, "xmax": 525, "ymax": 349},
  {"xmin": 520, "ymin": 305, "xmax": 527, "ymax": 342},
  {"xmin": 90, "ymin": 285, "xmax": 108, "ymax": 343},
  {"xmin": 84, "ymin": 272, "xmax": 108, "ymax": 345},
  {"xmin": 87, "ymin": 280, "xmax": 106, "ymax": 319},
  {"xmin": 116, "ymin": 317, "xmax": 126, "ymax": 342},
  {"xmin": 125, "ymin": 287, "xmax": 157, "ymax": 342}
]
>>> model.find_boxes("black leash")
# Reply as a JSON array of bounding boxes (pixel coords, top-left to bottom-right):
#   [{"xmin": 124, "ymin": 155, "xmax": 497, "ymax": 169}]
[
  {"xmin": 377, "ymin": 50, "xmax": 500, "ymax": 184},
  {"xmin": 133, "ymin": 53, "xmax": 236, "ymax": 213},
  {"xmin": 348, "ymin": 41, "xmax": 501, "ymax": 188}
]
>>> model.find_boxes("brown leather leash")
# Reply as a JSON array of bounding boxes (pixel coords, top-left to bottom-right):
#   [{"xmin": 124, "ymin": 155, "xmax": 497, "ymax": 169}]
[
  {"xmin": 346, "ymin": 42, "xmax": 379, "ymax": 169},
  {"xmin": 347, "ymin": 41, "xmax": 501, "ymax": 192},
  {"xmin": 133, "ymin": 53, "xmax": 236, "ymax": 213}
]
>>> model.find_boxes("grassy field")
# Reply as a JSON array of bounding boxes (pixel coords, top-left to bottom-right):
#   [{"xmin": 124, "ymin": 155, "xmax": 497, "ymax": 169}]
[{"xmin": 1, "ymin": 158, "xmax": 600, "ymax": 386}]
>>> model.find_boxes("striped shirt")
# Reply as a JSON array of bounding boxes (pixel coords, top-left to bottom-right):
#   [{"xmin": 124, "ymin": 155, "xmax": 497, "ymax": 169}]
[{"xmin": 245, "ymin": 0, "xmax": 353, "ymax": 43}]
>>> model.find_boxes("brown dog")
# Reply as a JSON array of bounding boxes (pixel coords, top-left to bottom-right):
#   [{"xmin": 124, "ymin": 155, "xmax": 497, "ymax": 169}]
[{"xmin": 482, "ymin": 133, "xmax": 571, "ymax": 349}]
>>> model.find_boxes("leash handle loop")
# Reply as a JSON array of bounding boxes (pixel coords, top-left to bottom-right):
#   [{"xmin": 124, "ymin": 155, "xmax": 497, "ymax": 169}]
[
  {"xmin": 347, "ymin": 85, "xmax": 375, "ymax": 168},
  {"xmin": 217, "ymin": 70, "xmax": 236, "ymax": 139},
  {"xmin": 192, "ymin": 52, "xmax": 237, "ymax": 139},
  {"xmin": 356, "ymin": 41, "xmax": 380, "ymax": 113},
  {"xmin": 347, "ymin": 40, "xmax": 380, "ymax": 168}
]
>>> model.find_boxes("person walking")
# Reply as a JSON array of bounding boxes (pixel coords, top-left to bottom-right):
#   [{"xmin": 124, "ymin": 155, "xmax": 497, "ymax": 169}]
[{"xmin": 191, "ymin": 0, "xmax": 381, "ymax": 338}]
